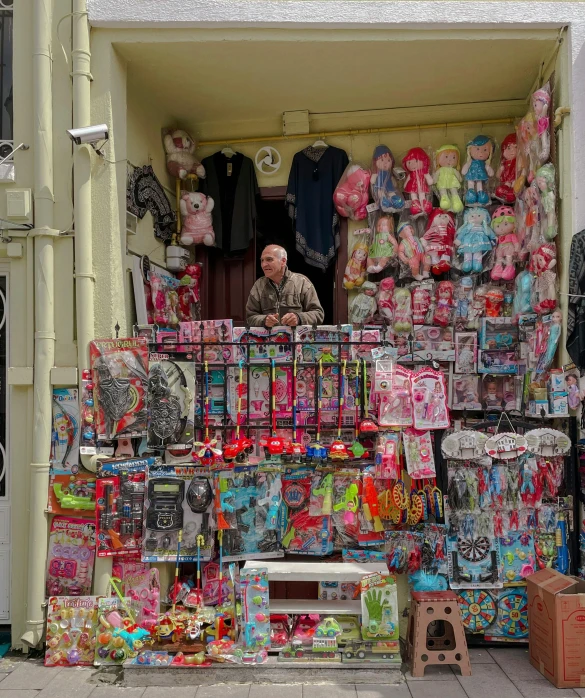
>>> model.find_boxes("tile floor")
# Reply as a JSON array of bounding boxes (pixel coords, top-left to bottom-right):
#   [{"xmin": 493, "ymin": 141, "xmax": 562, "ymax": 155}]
[{"xmin": 0, "ymin": 648, "xmax": 583, "ymax": 698}]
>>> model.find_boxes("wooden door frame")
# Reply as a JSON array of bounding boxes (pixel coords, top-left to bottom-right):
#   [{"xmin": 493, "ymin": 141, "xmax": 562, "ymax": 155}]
[{"xmin": 258, "ymin": 187, "xmax": 348, "ymax": 324}]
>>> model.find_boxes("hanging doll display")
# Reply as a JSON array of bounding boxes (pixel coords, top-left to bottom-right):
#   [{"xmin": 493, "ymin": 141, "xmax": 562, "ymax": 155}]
[
  {"xmin": 344, "ymin": 240, "xmax": 369, "ymax": 289},
  {"xmin": 515, "ymin": 84, "xmax": 550, "ymax": 191},
  {"xmin": 454, "ymin": 208, "xmax": 496, "ymax": 274},
  {"xmin": 377, "ymin": 277, "xmax": 395, "ymax": 324},
  {"xmin": 461, "ymin": 135, "xmax": 494, "ymax": 206},
  {"xmin": 393, "ymin": 287, "xmax": 413, "ymax": 335},
  {"xmin": 401, "ymin": 147, "xmax": 433, "ymax": 217},
  {"xmin": 433, "ymin": 281, "xmax": 455, "ymax": 327},
  {"xmin": 397, "ymin": 221, "xmax": 428, "ymax": 281},
  {"xmin": 491, "ymin": 206, "xmax": 520, "ymax": 281},
  {"xmin": 422, "ymin": 209, "xmax": 456, "ymax": 275},
  {"xmin": 333, "ymin": 163, "xmax": 371, "ymax": 221},
  {"xmin": 150, "ymin": 271, "xmax": 180, "ymax": 326},
  {"xmin": 349, "ymin": 281, "xmax": 378, "ymax": 325},
  {"xmin": 529, "ymin": 243, "xmax": 557, "ymax": 314},
  {"xmin": 535, "ymin": 163, "xmax": 557, "ymax": 242},
  {"xmin": 366, "ymin": 213, "xmax": 398, "ymax": 274},
  {"xmin": 495, "ymin": 133, "xmax": 518, "ymax": 204},
  {"xmin": 532, "ymin": 83, "xmax": 551, "ymax": 166},
  {"xmin": 370, "ymin": 145, "xmax": 405, "ymax": 213},
  {"xmin": 177, "ymin": 263, "xmax": 202, "ymax": 322},
  {"xmin": 433, "ymin": 145, "xmax": 463, "ymax": 213}
]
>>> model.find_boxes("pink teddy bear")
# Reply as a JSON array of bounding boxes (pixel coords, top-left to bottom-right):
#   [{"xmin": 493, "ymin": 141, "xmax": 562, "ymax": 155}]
[
  {"xmin": 333, "ymin": 165, "xmax": 371, "ymax": 221},
  {"xmin": 179, "ymin": 191, "xmax": 215, "ymax": 246}
]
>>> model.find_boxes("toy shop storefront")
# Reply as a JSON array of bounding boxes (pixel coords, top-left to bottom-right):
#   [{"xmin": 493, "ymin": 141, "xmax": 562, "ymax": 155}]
[{"xmin": 30, "ymin": 9, "xmax": 585, "ymax": 682}]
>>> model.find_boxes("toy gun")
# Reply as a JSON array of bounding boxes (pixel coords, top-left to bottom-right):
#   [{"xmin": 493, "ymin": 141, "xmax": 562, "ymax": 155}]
[
  {"xmin": 362, "ymin": 476, "xmax": 384, "ymax": 532},
  {"xmin": 282, "ymin": 509, "xmax": 312, "ymax": 549},
  {"xmin": 257, "ymin": 475, "xmax": 281, "ymax": 530},
  {"xmin": 98, "ymin": 483, "xmax": 124, "ymax": 550},
  {"xmin": 333, "ymin": 483, "xmax": 359, "ymax": 524},
  {"xmin": 215, "ymin": 477, "xmax": 234, "ymax": 530},
  {"xmin": 53, "ymin": 483, "xmax": 96, "ymax": 511},
  {"xmin": 555, "ymin": 512, "xmax": 569, "ymax": 574},
  {"xmin": 312, "ymin": 473, "xmax": 333, "ymax": 515}
]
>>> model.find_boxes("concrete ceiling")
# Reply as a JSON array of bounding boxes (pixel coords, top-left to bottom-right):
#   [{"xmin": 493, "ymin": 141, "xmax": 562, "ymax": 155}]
[{"xmin": 119, "ymin": 32, "xmax": 557, "ymax": 135}]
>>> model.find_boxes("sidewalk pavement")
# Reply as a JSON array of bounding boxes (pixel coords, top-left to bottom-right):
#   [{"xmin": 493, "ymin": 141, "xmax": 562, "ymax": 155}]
[{"xmin": 0, "ymin": 647, "xmax": 582, "ymax": 698}]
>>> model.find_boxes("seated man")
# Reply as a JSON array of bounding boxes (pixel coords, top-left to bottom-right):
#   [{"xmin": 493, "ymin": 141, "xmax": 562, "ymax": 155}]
[{"xmin": 246, "ymin": 245, "xmax": 324, "ymax": 327}]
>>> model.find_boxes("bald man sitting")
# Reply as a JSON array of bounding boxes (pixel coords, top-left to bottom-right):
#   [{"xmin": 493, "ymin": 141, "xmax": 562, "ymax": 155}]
[{"xmin": 246, "ymin": 245, "xmax": 324, "ymax": 327}]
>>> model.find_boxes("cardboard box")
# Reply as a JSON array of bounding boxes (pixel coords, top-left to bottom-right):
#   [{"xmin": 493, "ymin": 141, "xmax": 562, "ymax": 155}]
[{"xmin": 526, "ymin": 568, "xmax": 585, "ymax": 689}]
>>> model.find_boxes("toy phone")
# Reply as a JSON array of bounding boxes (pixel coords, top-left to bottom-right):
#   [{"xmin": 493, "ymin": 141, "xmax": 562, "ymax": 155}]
[{"xmin": 146, "ymin": 478, "xmax": 185, "ymax": 531}]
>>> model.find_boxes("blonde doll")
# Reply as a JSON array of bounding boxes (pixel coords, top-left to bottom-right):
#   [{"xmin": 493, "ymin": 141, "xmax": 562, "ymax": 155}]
[{"xmin": 433, "ymin": 145, "xmax": 463, "ymax": 213}]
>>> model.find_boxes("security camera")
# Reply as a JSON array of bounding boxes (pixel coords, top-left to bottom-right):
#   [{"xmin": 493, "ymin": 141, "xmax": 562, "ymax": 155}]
[{"xmin": 66, "ymin": 124, "xmax": 109, "ymax": 146}]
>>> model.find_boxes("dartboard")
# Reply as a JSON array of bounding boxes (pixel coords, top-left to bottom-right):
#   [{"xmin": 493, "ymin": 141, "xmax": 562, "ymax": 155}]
[
  {"xmin": 457, "ymin": 589, "xmax": 496, "ymax": 632},
  {"xmin": 496, "ymin": 589, "xmax": 528, "ymax": 638},
  {"xmin": 457, "ymin": 536, "xmax": 491, "ymax": 562}
]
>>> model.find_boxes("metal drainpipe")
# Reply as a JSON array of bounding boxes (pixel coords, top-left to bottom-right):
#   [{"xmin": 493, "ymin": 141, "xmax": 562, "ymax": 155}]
[{"xmin": 21, "ymin": 0, "xmax": 57, "ymax": 647}]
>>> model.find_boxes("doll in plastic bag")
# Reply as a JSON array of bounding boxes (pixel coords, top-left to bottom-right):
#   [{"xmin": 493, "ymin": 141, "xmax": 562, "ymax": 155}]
[
  {"xmin": 402, "ymin": 147, "xmax": 433, "ymax": 217},
  {"xmin": 422, "ymin": 209, "xmax": 456, "ymax": 275},
  {"xmin": 393, "ymin": 287, "xmax": 413, "ymax": 334},
  {"xmin": 532, "ymin": 84, "xmax": 551, "ymax": 166},
  {"xmin": 397, "ymin": 221, "xmax": 428, "ymax": 281},
  {"xmin": 367, "ymin": 213, "xmax": 398, "ymax": 274},
  {"xmin": 413, "ymin": 282, "xmax": 433, "ymax": 325},
  {"xmin": 491, "ymin": 205, "xmax": 520, "ymax": 281},
  {"xmin": 454, "ymin": 208, "xmax": 496, "ymax": 273},
  {"xmin": 535, "ymin": 163, "xmax": 557, "ymax": 241},
  {"xmin": 349, "ymin": 281, "xmax": 378, "ymax": 325},
  {"xmin": 433, "ymin": 145, "xmax": 463, "ymax": 213},
  {"xmin": 513, "ymin": 269, "xmax": 534, "ymax": 319},
  {"xmin": 516, "ymin": 181, "xmax": 540, "ymax": 257},
  {"xmin": 495, "ymin": 133, "xmax": 518, "ymax": 204},
  {"xmin": 333, "ymin": 163, "xmax": 371, "ymax": 221},
  {"xmin": 529, "ymin": 243, "xmax": 557, "ymax": 314},
  {"xmin": 343, "ymin": 240, "xmax": 369, "ymax": 290},
  {"xmin": 432, "ymin": 281, "xmax": 454, "ymax": 327},
  {"xmin": 461, "ymin": 135, "xmax": 494, "ymax": 206},
  {"xmin": 377, "ymin": 277, "xmax": 395, "ymax": 324},
  {"xmin": 370, "ymin": 145, "xmax": 404, "ymax": 213}
]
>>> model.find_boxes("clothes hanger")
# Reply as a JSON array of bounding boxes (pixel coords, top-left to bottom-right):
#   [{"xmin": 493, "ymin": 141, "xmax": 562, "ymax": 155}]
[
  {"xmin": 311, "ymin": 137, "xmax": 328, "ymax": 149},
  {"xmin": 221, "ymin": 145, "xmax": 236, "ymax": 158}
]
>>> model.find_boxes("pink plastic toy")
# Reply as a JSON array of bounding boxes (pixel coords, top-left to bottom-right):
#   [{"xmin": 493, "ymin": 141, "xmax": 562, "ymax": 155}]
[
  {"xmin": 412, "ymin": 284, "xmax": 432, "ymax": 325},
  {"xmin": 333, "ymin": 164, "xmax": 371, "ymax": 220},
  {"xmin": 177, "ymin": 264, "xmax": 201, "ymax": 322},
  {"xmin": 433, "ymin": 281, "xmax": 454, "ymax": 327}
]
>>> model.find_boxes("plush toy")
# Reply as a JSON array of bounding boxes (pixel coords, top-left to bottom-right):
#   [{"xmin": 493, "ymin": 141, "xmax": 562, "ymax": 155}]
[
  {"xmin": 422, "ymin": 209, "xmax": 456, "ymax": 275},
  {"xmin": 433, "ymin": 281, "xmax": 455, "ymax": 327},
  {"xmin": 366, "ymin": 215, "xmax": 398, "ymax": 274},
  {"xmin": 413, "ymin": 284, "xmax": 432, "ymax": 325},
  {"xmin": 397, "ymin": 222, "xmax": 428, "ymax": 281},
  {"xmin": 515, "ymin": 112, "xmax": 539, "ymax": 191},
  {"xmin": 433, "ymin": 145, "xmax": 463, "ymax": 213},
  {"xmin": 370, "ymin": 145, "xmax": 404, "ymax": 213},
  {"xmin": 393, "ymin": 287, "xmax": 413, "ymax": 334},
  {"xmin": 377, "ymin": 277, "xmax": 395, "ymax": 324},
  {"xmin": 179, "ymin": 192, "xmax": 215, "ymax": 246},
  {"xmin": 461, "ymin": 135, "xmax": 494, "ymax": 206},
  {"xmin": 532, "ymin": 84, "xmax": 551, "ymax": 166},
  {"xmin": 535, "ymin": 163, "xmax": 557, "ymax": 241},
  {"xmin": 529, "ymin": 243, "xmax": 557, "ymax": 314},
  {"xmin": 495, "ymin": 133, "xmax": 518, "ymax": 204},
  {"xmin": 163, "ymin": 129, "xmax": 205, "ymax": 180},
  {"xmin": 343, "ymin": 240, "xmax": 368, "ymax": 290},
  {"xmin": 177, "ymin": 264, "xmax": 202, "ymax": 322},
  {"xmin": 349, "ymin": 281, "xmax": 378, "ymax": 325},
  {"xmin": 454, "ymin": 208, "xmax": 496, "ymax": 274},
  {"xmin": 491, "ymin": 205, "xmax": 520, "ymax": 281},
  {"xmin": 513, "ymin": 270, "xmax": 534, "ymax": 319},
  {"xmin": 402, "ymin": 147, "xmax": 433, "ymax": 217},
  {"xmin": 333, "ymin": 164, "xmax": 371, "ymax": 221}
]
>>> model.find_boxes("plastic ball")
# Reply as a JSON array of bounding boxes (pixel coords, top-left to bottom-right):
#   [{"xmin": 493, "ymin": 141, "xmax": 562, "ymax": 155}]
[
  {"xmin": 110, "ymin": 649, "xmax": 126, "ymax": 661},
  {"xmin": 67, "ymin": 649, "xmax": 81, "ymax": 665},
  {"xmin": 86, "ymin": 398, "xmax": 94, "ymax": 408},
  {"xmin": 112, "ymin": 636, "xmax": 125, "ymax": 648},
  {"xmin": 98, "ymin": 632, "xmax": 112, "ymax": 644},
  {"xmin": 97, "ymin": 646, "xmax": 110, "ymax": 659}
]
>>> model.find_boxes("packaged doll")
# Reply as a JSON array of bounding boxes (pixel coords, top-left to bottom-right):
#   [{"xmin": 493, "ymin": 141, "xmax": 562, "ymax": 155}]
[
  {"xmin": 455, "ymin": 276, "xmax": 474, "ymax": 324},
  {"xmin": 454, "ymin": 208, "xmax": 496, "ymax": 274},
  {"xmin": 491, "ymin": 205, "xmax": 520, "ymax": 281},
  {"xmin": 333, "ymin": 163, "xmax": 371, "ymax": 221},
  {"xmin": 366, "ymin": 214, "xmax": 398, "ymax": 274},
  {"xmin": 515, "ymin": 112, "xmax": 539, "ymax": 190},
  {"xmin": 517, "ymin": 181, "xmax": 540, "ymax": 256},
  {"xmin": 529, "ymin": 243, "xmax": 557, "ymax": 314},
  {"xmin": 535, "ymin": 163, "xmax": 557, "ymax": 242},
  {"xmin": 377, "ymin": 277, "xmax": 395, "ymax": 324},
  {"xmin": 397, "ymin": 221, "xmax": 428, "ymax": 281},
  {"xmin": 433, "ymin": 144, "xmax": 463, "ymax": 213},
  {"xmin": 461, "ymin": 135, "xmax": 494, "ymax": 206},
  {"xmin": 412, "ymin": 283, "xmax": 433, "ymax": 324},
  {"xmin": 433, "ymin": 280, "xmax": 454, "ymax": 327},
  {"xmin": 402, "ymin": 147, "xmax": 433, "ymax": 217},
  {"xmin": 532, "ymin": 84, "xmax": 551, "ymax": 165},
  {"xmin": 393, "ymin": 287, "xmax": 413, "ymax": 334},
  {"xmin": 343, "ymin": 240, "xmax": 369, "ymax": 290},
  {"xmin": 422, "ymin": 209, "xmax": 456, "ymax": 275},
  {"xmin": 495, "ymin": 133, "xmax": 518, "ymax": 204},
  {"xmin": 370, "ymin": 145, "xmax": 405, "ymax": 213},
  {"xmin": 349, "ymin": 281, "xmax": 378, "ymax": 325},
  {"xmin": 566, "ymin": 372, "xmax": 582, "ymax": 411},
  {"xmin": 512, "ymin": 269, "xmax": 534, "ymax": 319}
]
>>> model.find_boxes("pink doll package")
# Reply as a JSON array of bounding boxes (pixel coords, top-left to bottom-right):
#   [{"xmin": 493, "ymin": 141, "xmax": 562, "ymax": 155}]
[
  {"xmin": 333, "ymin": 163, "xmax": 371, "ymax": 220},
  {"xmin": 366, "ymin": 212, "xmax": 398, "ymax": 274},
  {"xmin": 432, "ymin": 281, "xmax": 454, "ymax": 327},
  {"xmin": 411, "ymin": 367, "xmax": 449, "ymax": 430},
  {"xmin": 422, "ymin": 209, "xmax": 456, "ymax": 275},
  {"xmin": 397, "ymin": 221, "xmax": 428, "ymax": 281},
  {"xmin": 370, "ymin": 145, "xmax": 405, "ymax": 213},
  {"xmin": 402, "ymin": 147, "xmax": 433, "ymax": 217},
  {"xmin": 150, "ymin": 271, "xmax": 180, "ymax": 326},
  {"xmin": 495, "ymin": 133, "xmax": 518, "ymax": 204},
  {"xmin": 462, "ymin": 135, "xmax": 494, "ymax": 207},
  {"xmin": 529, "ymin": 243, "xmax": 557, "ymax": 314},
  {"xmin": 412, "ymin": 282, "xmax": 433, "ymax": 325},
  {"xmin": 176, "ymin": 263, "xmax": 202, "ymax": 322},
  {"xmin": 343, "ymin": 239, "xmax": 369, "ymax": 290},
  {"xmin": 46, "ymin": 516, "xmax": 96, "ymax": 597},
  {"xmin": 375, "ymin": 361, "xmax": 413, "ymax": 427},
  {"xmin": 375, "ymin": 432, "xmax": 400, "ymax": 479},
  {"xmin": 491, "ymin": 205, "xmax": 520, "ymax": 281},
  {"xmin": 403, "ymin": 428, "xmax": 436, "ymax": 479}
]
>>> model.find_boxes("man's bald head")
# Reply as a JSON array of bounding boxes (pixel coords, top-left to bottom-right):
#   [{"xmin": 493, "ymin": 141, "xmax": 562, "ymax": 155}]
[{"xmin": 261, "ymin": 245, "xmax": 288, "ymax": 282}]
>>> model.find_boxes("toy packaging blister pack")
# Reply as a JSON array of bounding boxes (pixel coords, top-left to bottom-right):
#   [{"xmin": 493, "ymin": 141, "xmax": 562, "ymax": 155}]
[
  {"xmin": 500, "ymin": 531, "xmax": 536, "ymax": 585},
  {"xmin": 46, "ymin": 516, "xmax": 96, "ymax": 597},
  {"xmin": 294, "ymin": 325, "xmax": 352, "ymax": 363},
  {"xmin": 45, "ymin": 595, "xmax": 100, "ymax": 667},
  {"xmin": 375, "ymin": 361, "xmax": 413, "ymax": 427},
  {"xmin": 331, "ymin": 470, "xmax": 361, "ymax": 549},
  {"xmin": 360, "ymin": 573, "xmax": 399, "ymax": 641},
  {"xmin": 281, "ymin": 467, "xmax": 334, "ymax": 555},
  {"xmin": 125, "ymin": 567, "xmax": 160, "ymax": 630},
  {"xmin": 51, "ymin": 388, "xmax": 80, "ymax": 472},
  {"xmin": 403, "ymin": 429, "xmax": 436, "ymax": 479},
  {"xmin": 48, "ymin": 469, "xmax": 96, "ymax": 517},
  {"xmin": 142, "ymin": 465, "xmax": 215, "ymax": 562},
  {"xmin": 241, "ymin": 567, "xmax": 271, "ymax": 651},
  {"xmin": 412, "ymin": 326, "xmax": 455, "ymax": 362},
  {"xmin": 94, "ymin": 596, "xmax": 149, "ymax": 665},
  {"xmin": 451, "ymin": 375, "xmax": 482, "ymax": 411},
  {"xmin": 178, "ymin": 319, "xmax": 233, "ymax": 363},
  {"xmin": 232, "ymin": 326, "xmax": 294, "ymax": 362},
  {"xmin": 90, "ymin": 338, "xmax": 149, "ymax": 440},
  {"xmin": 374, "ymin": 432, "xmax": 400, "ymax": 479},
  {"xmin": 411, "ymin": 367, "xmax": 450, "ymax": 430},
  {"xmin": 147, "ymin": 353, "xmax": 196, "ymax": 449},
  {"xmin": 228, "ymin": 363, "xmax": 292, "ymax": 421}
]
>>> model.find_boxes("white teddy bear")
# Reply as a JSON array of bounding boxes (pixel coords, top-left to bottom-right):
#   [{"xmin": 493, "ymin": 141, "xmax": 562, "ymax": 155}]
[
  {"xmin": 179, "ymin": 191, "xmax": 215, "ymax": 246},
  {"xmin": 163, "ymin": 128, "xmax": 206, "ymax": 180}
]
